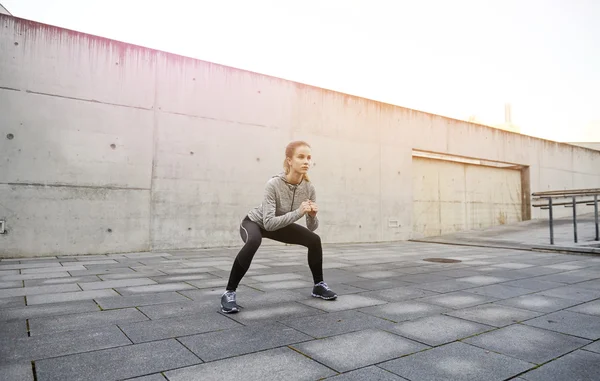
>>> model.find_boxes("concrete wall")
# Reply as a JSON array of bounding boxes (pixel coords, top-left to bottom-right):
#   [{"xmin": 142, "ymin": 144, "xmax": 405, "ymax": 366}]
[
  {"xmin": 412, "ymin": 157, "xmax": 523, "ymax": 238},
  {"xmin": 1, "ymin": 14, "xmax": 600, "ymax": 257},
  {"xmin": 0, "ymin": 4, "xmax": 11, "ymax": 16},
  {"xmin": 568, "ymin": 142, "xmax": 600, "ymax": 151}
]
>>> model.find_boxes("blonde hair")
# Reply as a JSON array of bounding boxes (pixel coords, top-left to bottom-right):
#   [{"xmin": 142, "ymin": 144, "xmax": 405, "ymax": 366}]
[{"xmin": 283, "ymin": 140, "xmax": 311, "ymax": 182}]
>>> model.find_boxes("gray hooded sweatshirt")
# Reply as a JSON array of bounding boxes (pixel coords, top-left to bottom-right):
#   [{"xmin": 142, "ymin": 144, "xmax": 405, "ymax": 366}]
[{"xmin": 247, "ymin": 172, "xmax": 319, "ymax": 232}]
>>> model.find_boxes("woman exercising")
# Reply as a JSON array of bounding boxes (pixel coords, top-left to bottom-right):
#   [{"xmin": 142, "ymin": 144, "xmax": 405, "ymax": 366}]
[{"xmin": 221, "ymin": 141, "xmax": 337, "ymax": 313}]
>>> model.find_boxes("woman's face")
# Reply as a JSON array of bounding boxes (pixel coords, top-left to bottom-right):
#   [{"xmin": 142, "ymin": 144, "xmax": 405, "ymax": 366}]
[{"xmin": 287, "ymin": 145, "xmax": 312, "ymax": 175}]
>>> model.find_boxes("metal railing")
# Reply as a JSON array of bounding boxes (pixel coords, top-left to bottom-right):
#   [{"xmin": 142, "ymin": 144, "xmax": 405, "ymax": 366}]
[{"xmin": 532, "ymin": 188, "xmax": 600, "ymax": 245}]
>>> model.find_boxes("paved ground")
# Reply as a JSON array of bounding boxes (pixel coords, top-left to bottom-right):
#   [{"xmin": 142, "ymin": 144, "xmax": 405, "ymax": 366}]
[
  {"xmin": 416, "ymin": 214, "xmax": 600, "ymax": 254},
  {"xmin": 1, "ymin": 239, "xmax": 600, "ymax": 380}
]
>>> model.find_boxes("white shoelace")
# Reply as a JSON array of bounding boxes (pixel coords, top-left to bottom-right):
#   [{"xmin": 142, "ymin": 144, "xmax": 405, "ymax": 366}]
[
  {"xmin": 224, "ymin": 291, "xmax": 236, "ymax": 302},
  {"xmin": 317, "ymin": 282, "xmax": 330, "ymax": 290}
]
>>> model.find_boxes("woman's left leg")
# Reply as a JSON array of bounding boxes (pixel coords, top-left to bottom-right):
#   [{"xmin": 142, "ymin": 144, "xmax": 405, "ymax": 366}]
[
  {"xmin": 262, "ymin": 223, "xmax": 323, "ymax": 284},
  {"xmin": 263, "ymin": 223, "xmax": 337, "ymax": 299}
]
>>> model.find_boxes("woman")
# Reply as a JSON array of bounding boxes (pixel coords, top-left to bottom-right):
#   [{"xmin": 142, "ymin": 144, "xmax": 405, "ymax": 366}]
[{"xmin": 221, "ymin": 141, "xmax": 337, "ymax": 313}]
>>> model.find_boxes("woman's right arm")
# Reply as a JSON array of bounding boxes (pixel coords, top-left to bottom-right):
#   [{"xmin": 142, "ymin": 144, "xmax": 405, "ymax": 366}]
[{"xmin": 262, "ymin": 182, "xmax": 303, "ymax": 231}]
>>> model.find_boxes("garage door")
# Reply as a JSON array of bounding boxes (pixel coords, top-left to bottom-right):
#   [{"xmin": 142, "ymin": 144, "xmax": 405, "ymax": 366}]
[{"xmin": 412, "ymin": 157, "xmax": 522, "ymax": 238}]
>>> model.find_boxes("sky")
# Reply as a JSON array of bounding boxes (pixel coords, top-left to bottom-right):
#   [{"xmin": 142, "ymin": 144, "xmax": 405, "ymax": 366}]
[{"xmin": 3, "ymin": 0, "xmax": 599, "ymax": 142}]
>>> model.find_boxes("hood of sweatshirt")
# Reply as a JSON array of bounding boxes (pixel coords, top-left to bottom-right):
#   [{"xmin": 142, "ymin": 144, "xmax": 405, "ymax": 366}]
[{"xmin": 275, "ymin": 172, "xmax": 305, "ymax": 189}]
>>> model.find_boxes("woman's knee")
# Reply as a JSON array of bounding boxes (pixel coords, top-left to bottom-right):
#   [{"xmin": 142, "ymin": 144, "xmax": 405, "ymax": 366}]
[
  {"xmin": 236, "ymin": 235, "xmax": 262, "ymax": 267},
  {"xmin": 246, "ymin": 235, "xmax": 262, "ymax": 250},
  {"xmin": 306, "ymin": 232, "xmax": 321, "ymax": 248}
]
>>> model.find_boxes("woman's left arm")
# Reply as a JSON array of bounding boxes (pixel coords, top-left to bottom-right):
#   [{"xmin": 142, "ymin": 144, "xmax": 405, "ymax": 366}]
[{"xmin": 306, "ymin": 184, "xmax": 319, "ymax": 231}]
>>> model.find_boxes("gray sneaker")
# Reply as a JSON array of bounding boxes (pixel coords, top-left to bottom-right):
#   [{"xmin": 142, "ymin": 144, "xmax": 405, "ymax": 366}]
[
  {"xmin": 312, "ymin": 281, "xmax": 337, "ymax": 300},
  {"xmin": 221, "ymin": 290, "xmax": 239, "ymax": 313}
]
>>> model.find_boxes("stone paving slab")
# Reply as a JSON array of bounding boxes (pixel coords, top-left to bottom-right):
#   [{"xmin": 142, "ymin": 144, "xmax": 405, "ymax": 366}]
[
  {"xmin": 379, "ymin": 341, "xmax": 535, "ymax": 381},
  {"xmin": 281, "ymin": 309, "xmax": 396, "ymax": 338},
  {"xmin": 511, "ymin": 266, "xmax": 567, "ymax": 277},
  {"xmin": 327, "ymin": 282, "xmax": 374, "ymax": 295},
  {"xmin": 495, "ymin": 294, "xmax": 584, "ymax": 313},
  {"xmin": 21, "ymin": 265, "xmax": 87, "ymax": 274},
  {"xmin": 126, "ymin": 374, "xmax": 167, "ymax": 381},
  {"xmin": 360, "ymin": 286, "xmax": 440, "ymax": 302},
  {"xmin": 165, "ymin": 347, "xmax": 336, "ymax": 381},
  {"xmin": 68, "ymin": 268, "xmax": 137, "ymax": 276},
  {"xmin": 178, "ymin": 284, "xmax": 262, "ymax": 302},
  {"xmin": 0, "ymin": 319, "xmax": 28, "ymax": 339},
  {"xmin": 35, "ymin": 339, "xmax": 201, "ymax": 381},
  {"xmin": 1, "ymin": 271, "xmax": 71, "ymax": 281},
  {"xmin": 499, "ymin": 278, "xmax": 566, "ymax": 292},
  {"xmin": 250, "ymin": 279, "xmax": 315, "ymax": 290},
  {"xmin": 0, "ymin": 262, "xmax": 63, "ymax": 271},
  {"xmin": 488, "ymin": 262, "xmax": 533, "ymax": 269},
  {"xmin": 0, "ymin": 325, "xmax": 131, "ymax": 364},
  {"xmin": 248, "ymin": 272, "xmax": 305, "ymax": 282},
  {"xmin": 79, "ymin": 264, "xmax": 138, "ymax": 272},
  {"xmin": 137, "ymin": 300, "xmax": 219, "ymax": 319},
  {"xmin": 28, "ymin": 308, "xmax": 149, "ymax": 336},
  {"xmin": 519, "ymin": 350, "xmax": 600, "ymax": 381},
  {"xmin": 114, "ymin": 282, "xmax": 197, "ymax": 295},
  {"xmin": 151, "ymin": 267, "xmax": 213, "ymax": 275},
  {"xmin": 568, "ymin": 299, "xmax": 600, "ymax": 316},
  {"xmin": 426, "ymin": 268, "xmax": 483, "ymax": 278},
  {"xmin": 24, "ymin": 275, "xmax": 101, "ymax": 287},
  {"xmin": 358, "ymin": 301, "xmax": 449, "ymax": 323},
  {"xmin": 488, "ymin": 269, "xmax": 561, "ymax": 281},
  {"xmin": 184, "ymin": 278, "xmax": 228, "ymax": 289},
  {"xmin": 544, "ymin": 263, "xmax": 587, "ymax": 270},
  {"xmin": 523, "ymin": 310, "xmax": 600, "ymax": 339},
  {"xmin": 99, "ymin": 270, "xmax": 167, "ymax": 279},
  {"xmin": 292, "ymin": 329, "xmax": 428, "ymax": 372},
  {"xmin": 463, "ymin": 284, "xmax": 534, "ymax": 299},
  {"xmin": 341, "ymin": 276, "xmax": 413, "ymax": 290},
  {"xmin": 79, "ymin": 277, "xmax": 158, "ymax": 290},
  {"xmin": 391, "ymin": 314, "xmax": 494, "ymax": 346},
  {"xmin": 0, "ymin": 362, "xmax": 34, "ymax": 381},
  {"xmin": 0, "ymin": 269, "xmax": 20, "ymax": 275},
  {"xmin": 0, "ymin": 283, "xmax": 80, "ymax": 298},
  {"xmin": 148, "ymin": 273, "xmax": 218, "ymax": 284},
  {"xmin": 0, "ymin": 296, "xmax": 25, "ymax": 308},
  {"xmin": 412, "ymin": 279, "xmax": 479, "ymax": 293},
  {"xmin": 535, "ymin": 285, "xmax": 600, "ymax": 302},
  {"xmin": 118, "ymin": 312, "xmax": 242, "ymax": 343},
  {"xmin": 445, "ymin": 303, "xmax": 543, "ymax": 327},
  {"xmin": 415, "ymin": 291, "xmax": 498, "ymax": 309},
  {"xmin": 323, "ymin": 366, "xmax": 408, "ymax": 380},
  {"xmin": 95, "ymin": 291, "xmax": 190, "ymax": 309},
  {"xmin": 233, "ymin": 289, "xmax": 309, "ymax": 307},
  {"xmin": 0, "ymin": 281, "xmax": 23, "ymax": 289},
  {"xmin": 573, "ymin": 279, "xmax": 600, "ymax": 291},
  {"xmin": 26, "ymin": 289, "xmax": 119, "ymax": 305},
  {"xmin": 355, "ymin": 270, "xmax": 408, "ymax": 280},
  {"xmin": 298, "ymin": 294, "xmax": 388, "ymax": 312},
  {"xmin": 225, "ymin": 302, "xmax": 325, "ymax": 325},
  {"xmin": 532, "ymin": 271, "xmax": 600, "ymax": 284},
  {"xmin": 464, "ymin": 324, "xmax": 591, "ymax": 364},
  {"xmin": 582, "ymin": 340, "xmax": 600, "ymax": 354},
  {"xmin": 455, "ymin": 275, "xmax": 513, "ymax": 286},
  {"xmin": 0, "ymin": 300, "xmax": 99, "ymax": 321},
  {"xmin": 178, "ymin": 321, "xmax": 312, "ymax": 361}
]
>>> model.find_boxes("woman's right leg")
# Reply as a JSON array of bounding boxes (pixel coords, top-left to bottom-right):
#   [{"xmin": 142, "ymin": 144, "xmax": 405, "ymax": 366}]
[{"xmin": 226, "ymin": 217, "xmax": 263, "ymax": 291}]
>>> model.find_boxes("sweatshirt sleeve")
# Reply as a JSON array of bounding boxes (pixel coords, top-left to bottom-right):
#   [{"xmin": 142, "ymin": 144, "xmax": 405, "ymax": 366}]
[
  {"xmin": 262, "ymin": 181, "xmax": 302, "ymax": 231},
  {"xmin": 306, "ymin": 183, "xmax": 319, "ymax": 231}
]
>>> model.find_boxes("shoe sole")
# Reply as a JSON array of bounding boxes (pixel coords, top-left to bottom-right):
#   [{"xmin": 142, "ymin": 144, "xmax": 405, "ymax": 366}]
[
  {"xmin": 221, "ymin": 307, "xmax": 239, "ymax": 314},
  {"xmin": 311, "ymin": 293, "xmax": 337, "ymax": 300}
]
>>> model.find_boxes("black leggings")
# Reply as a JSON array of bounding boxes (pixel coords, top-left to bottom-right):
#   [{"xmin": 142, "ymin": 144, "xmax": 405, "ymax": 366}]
[{"xmin": 226, "ymin": 216, "xmax": 324, "ymax": 291}]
